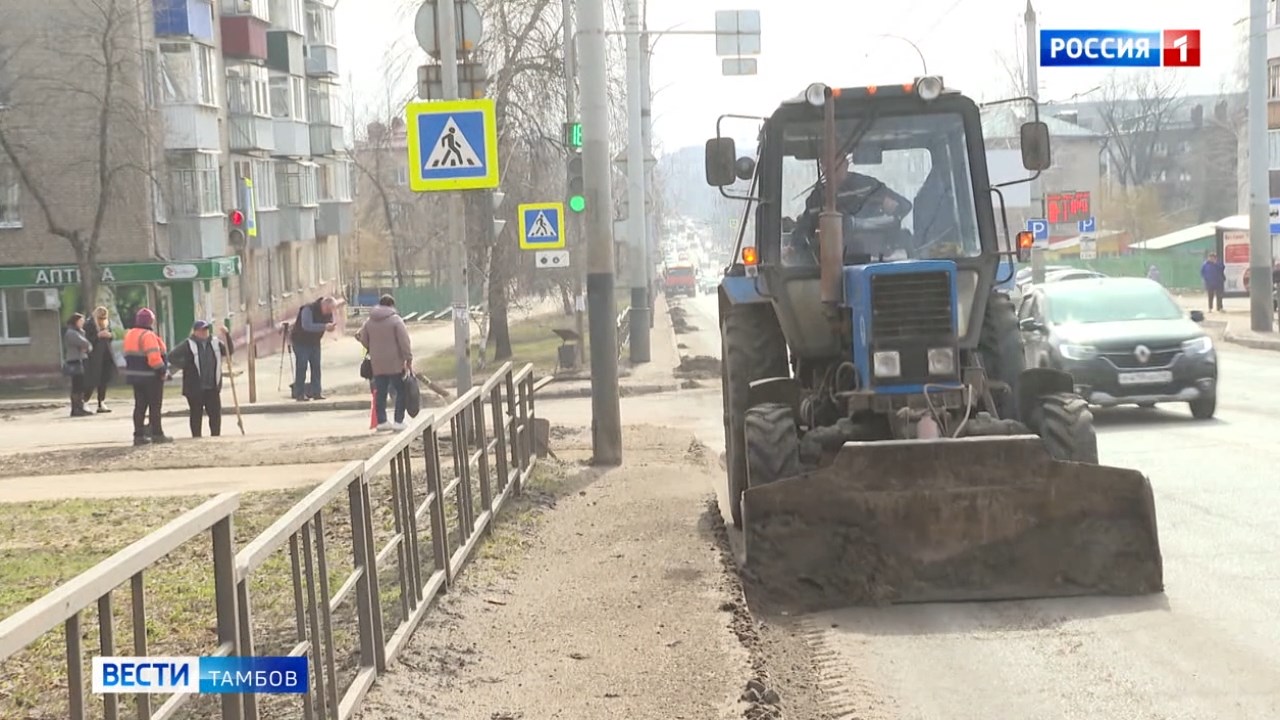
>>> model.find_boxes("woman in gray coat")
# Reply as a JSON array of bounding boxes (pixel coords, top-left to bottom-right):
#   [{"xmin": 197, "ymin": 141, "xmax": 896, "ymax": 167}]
[{"xmin": 63, "ymin": 313, "xmax": 93, "ymax": 417}]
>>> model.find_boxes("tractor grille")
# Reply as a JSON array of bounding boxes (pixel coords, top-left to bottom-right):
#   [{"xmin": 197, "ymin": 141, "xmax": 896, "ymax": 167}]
[{"xmin": 870, "ymin": 271, "xmax": 954, "ymax": 340}]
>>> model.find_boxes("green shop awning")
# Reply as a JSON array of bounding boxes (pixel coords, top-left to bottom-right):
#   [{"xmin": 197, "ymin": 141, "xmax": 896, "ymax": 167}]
[{"xmin": 0, "ymin": 257, "xmax": 241, "ymax": 288}]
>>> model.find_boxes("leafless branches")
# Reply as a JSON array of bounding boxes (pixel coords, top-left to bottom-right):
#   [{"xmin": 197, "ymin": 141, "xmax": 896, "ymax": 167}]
[{"xmin": 1096, "ymin": 71, "xmax": 1185, "ymax": 188}]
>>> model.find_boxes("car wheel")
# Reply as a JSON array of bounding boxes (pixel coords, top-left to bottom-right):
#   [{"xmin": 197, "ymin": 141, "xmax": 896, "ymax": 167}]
[{"xmin": 1189, "ymin": 394, "xmax": 1216, "ymax": 420}]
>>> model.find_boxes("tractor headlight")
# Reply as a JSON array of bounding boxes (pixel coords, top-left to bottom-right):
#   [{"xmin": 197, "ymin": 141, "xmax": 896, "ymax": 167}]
[
  {"xmin": 915, "ymin": 75, "xmax": 943, "ymax": 101},
  {"xmin": 805, "ymin": 83, "xmax": 827, "ymax": 107},
  {"xmin": 928, "ymin": 347, "xmax": 956, "ymax": 375},
  {"xmin": 873, "ymin": 351, "xmax": 901, "ymax": 378}
]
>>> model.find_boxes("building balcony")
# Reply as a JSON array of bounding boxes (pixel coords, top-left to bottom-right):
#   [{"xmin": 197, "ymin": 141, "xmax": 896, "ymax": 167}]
[
  {"xmin": 305, "ymin": 44, "xmax": 339, "ymax": 77},
  {"xmin": 154, "ymin": 0, "xmax": 216, "ymax": 40},
  {"xmin": 249, "ymin": 208, "xmax": 281, "ymax": 250},
  {"xmin": 168, "ymin": 214, "xmax": 227, "ymax": 260},
  {"xmin": 279, "ymin": 206, "xmax": 318, "ymax": 244},
  {"xmin": 267, "ymin": 31, "xmax": 306, "ymax": 75},
  {"xmin": 1270, "ymin": 99, "xmax": 1280, "ymax": 129},
  {"xmin": 161, "ymin": 104, "xmax": 221, "ymax": 151},
  {"xmin": 221, "ymin": 15, "xmax": 270, "ymax": 60},
  {"xmin": 273, "ymin": 119, "xmax": 311, "ymax": 157},
  {"xmin": 316, "ymin": 200, "xmax": 352, "ymax": 236},
  {"xmin": 230, "ymin": 113, "xmax": 276, "ymax": 153},
  {"xmin": 308, "ymin": 123, "xmax": 344, "ymax": 156}
]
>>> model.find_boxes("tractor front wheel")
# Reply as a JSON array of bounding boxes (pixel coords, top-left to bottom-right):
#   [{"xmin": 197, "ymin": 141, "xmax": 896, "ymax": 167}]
[
  {"xmin": 744, "ymin": 403, "xmax": 802, "ymax": 489},
  {"xmin": 978, "ymin": 291, "xmax": 1025, "ymax": 420},
  {"xmin": 1027, "ymin": 392, "xmax": 1099, "ymax": 464},
  {"xmin": 722, "ymin": 304, "xmax": 789, "ymax": 528}
]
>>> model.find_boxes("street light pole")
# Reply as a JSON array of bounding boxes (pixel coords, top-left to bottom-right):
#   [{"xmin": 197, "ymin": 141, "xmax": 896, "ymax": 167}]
[
  {"xmin": 1248, "ymin": 0, "xmax": 1274, "ymax": 331},
  {"xmin": 1025, "ymin": 1, "xmax": 1046, "ymax": 285},
  {"xmin": 641, "ymin": 29, "xmax": 657, "ymax": 329},
  {"xmin": 625, "ymin": 0, "xmax": 650, "ymax": 362},
  {"xmin": 562, "ymin": 0, "xmax": 587, "ymax": 363},
  {"xmin": 578, "ymin": 0, "xmax": 623, "ymax": 464},
  {"xmin": 437, "ymin": 0, "xmax": 473, "ymax": 394}
]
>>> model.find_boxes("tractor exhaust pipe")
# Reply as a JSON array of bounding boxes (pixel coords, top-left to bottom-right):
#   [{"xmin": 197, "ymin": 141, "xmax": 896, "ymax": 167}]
[{"xmin": 819, "ymin": 86, "xmax": 844, "ymax": 305}]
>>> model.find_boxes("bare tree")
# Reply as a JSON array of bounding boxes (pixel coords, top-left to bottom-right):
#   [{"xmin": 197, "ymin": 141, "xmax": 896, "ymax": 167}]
[
  {"xmin": 1096, "ymin": 71, "xmax": 1186, "ymax": 187},
  {"xmin": 0, "ymin": 0, "xmax": 154, "ymax": 311}
]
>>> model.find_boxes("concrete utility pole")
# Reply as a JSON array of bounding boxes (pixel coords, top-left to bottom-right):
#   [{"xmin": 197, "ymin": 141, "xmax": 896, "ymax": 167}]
[
  {"xmin": 624, "ymin": 0, "xmax": 651, "ymax": 361},
  {"xmin": 641, "ymin": 30, "xmax": 657, "ymax": 329},
  {"xmin": 1025, "ymin": 1, "xmax": 1046, "ymax": 285},
  {"xmin": 439, "ymin": 0, "xmax": 474, "ymax": 394},
  {"xmin": 562, "ymin": 0, "xmax": 587, "ymax": 363},
  {"xmin": 1248, "ymin": 0, "xmax": 1274, "ymax": 331},
  {"xmin": 578, "ymin": 0, "xmax": 623, "ymax": 464}
]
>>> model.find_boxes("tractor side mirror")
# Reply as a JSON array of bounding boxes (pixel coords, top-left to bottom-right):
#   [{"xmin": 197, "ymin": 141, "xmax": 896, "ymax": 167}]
[
  {"xmin": 1018, "ymin": 317, "xmax": 1045, "ymax": 333},
  {"xmin": 705, "ymin": 138, "xmax": 737, "ymax": 186},
  {"xmin": 1020, "ymin": 121, "xmax": 1051, "ymax": 171},
  {"xmin": 1189, "ymin": 310, "xmax": 1205, "ymax": 323}
]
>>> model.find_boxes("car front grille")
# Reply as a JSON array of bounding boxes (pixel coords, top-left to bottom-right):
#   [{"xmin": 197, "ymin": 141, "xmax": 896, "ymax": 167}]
[
  {"xmin": 870, "ymin": 271, "xmax": 953, "ymax": 340},
  {"xmin": 1099, "ymin": 343, "xmax": 1182, "ymax": 369}
]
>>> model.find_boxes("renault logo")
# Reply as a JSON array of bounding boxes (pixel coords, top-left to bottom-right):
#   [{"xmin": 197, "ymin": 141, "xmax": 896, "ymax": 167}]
[{"xmin": 1134, "ymin": 345, "xmax": 1151, "ymax": 364}]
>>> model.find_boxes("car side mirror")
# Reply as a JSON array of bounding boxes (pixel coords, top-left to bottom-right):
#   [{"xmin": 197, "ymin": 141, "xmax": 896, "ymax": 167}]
[
  {"xmin": 1189, "ymin": 310, "xmax": 1205, "ymax": 323},
  {"xmin": 1020, "ymin": 121, "xmax": 1051, "ymax": 171},
  {"xmin": 1018, "ymin": 317, "xmax": 1044, "ymax": 333},
  {"xmin": 705, "ymin": 138, "xmax": 737, "ymax": 186}
]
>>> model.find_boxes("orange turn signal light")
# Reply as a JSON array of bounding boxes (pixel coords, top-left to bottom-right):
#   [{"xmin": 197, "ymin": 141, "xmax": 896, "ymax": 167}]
[
  {"xmin": 866, "ymin": 85, "xmax": 878, "ymax": 95},
  {"xmin": 741, "ymin": 246, "xmax": 758, "ymax": 266},
  {"xmin": 1016, "ymin": 231, "xmax": 1035, "ymax": 249}
]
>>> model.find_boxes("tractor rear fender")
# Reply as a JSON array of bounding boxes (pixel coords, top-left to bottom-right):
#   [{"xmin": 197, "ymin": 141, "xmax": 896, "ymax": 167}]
[
  {"xmin": 747, "ymin": 377, "xmax": 802, "ymax": 420},
  {"xmin": 1016, "ymin": 367, "xmax": 1075, "ymax": 425},
  {"xmin": 719, "ymin": 274, "xmax": 770, "ymax": 316}
]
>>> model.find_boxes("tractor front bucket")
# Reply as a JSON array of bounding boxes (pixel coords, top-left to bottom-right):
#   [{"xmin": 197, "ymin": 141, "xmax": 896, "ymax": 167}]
[{"xmin": 739, "ymin": 435, "xmax": 1163, "ymax": 613}]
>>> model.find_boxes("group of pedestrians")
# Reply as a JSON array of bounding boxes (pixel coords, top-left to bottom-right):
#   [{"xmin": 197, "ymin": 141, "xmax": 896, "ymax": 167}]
[
  {"xmin": 61, "ymin": 306, "xmax": 234, "ymax": 445},
  {"xmin": 59, "ymin": 291, "xmax": 418, "ymax": 443}
]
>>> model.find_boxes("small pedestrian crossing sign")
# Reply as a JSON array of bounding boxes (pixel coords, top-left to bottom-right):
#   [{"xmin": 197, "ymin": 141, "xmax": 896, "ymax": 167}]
[
  {"xmin": 405, "ymin": 98, "xmax": 500, "ymax": 192},
  {"xmin": 518, "ymin": 202, "xmax": 566, "ymax": 250}
]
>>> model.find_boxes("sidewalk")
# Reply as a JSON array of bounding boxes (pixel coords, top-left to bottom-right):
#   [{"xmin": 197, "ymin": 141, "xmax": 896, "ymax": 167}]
[{"xmin": 1174, "ymin": 295, "xmax": 1280, "ymax": 351}]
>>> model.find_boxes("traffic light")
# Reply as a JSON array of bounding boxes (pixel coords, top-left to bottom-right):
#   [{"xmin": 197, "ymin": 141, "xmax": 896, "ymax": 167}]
[
  {"xmin": 228, "ymin": 209, "xmax": 247, "ymax": 247},
  {"xmin": 563, "ymin": 121, "xmax": 582, "ymax": 148},
  {"xmin": 566, "ymin": 152, "xmax": 585, "ymax": 213}
]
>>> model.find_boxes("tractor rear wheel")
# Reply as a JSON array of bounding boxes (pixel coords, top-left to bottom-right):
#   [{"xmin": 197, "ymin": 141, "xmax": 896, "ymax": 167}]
[
  {"xmin": 744, "ymin": 403, "xmax": 802, "ymax": 488},
  {"xmin": 978, "ymin": 291, "xmax": 1025, "ymax": 420},
  {"xmin": 722, "ymin": 303, "xmax": 789, "ymax": 528},
  {"xmin": 1027, "ymin": 392, "xmax": 1099, "ymax": 463}
]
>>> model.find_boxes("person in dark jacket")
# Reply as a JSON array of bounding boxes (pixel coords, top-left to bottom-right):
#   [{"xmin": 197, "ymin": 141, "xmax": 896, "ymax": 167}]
[
  {"xmin": 83, "ymin": 305, "xmax": 117, "ymax": 413},
  {"xmin": 168, "ymin": 320, "xmax": 235, "ymax": 437},
  {"xmin": 290, "ymin": 296, "xmax": 336, "ymax": 401},
  {"xmin": 63, "ymin": 313, "xmax": 93, "ymax": 417},
  {"xmin": 122, "ymin": 308, "xmax": 172, "ymax": 445},
  {"xmin": 1200, "ymin": 252, "xmax": 1225, "ymax": 311}
]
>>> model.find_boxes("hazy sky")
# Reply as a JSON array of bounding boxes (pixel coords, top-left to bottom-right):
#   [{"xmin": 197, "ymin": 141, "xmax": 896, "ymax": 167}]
[{"xmin": 337, "ymin": 0, "xmax": 1251, "ymax": 153}]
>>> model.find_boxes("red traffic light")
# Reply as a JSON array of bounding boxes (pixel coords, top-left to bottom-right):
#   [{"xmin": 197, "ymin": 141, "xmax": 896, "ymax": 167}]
[{"xmin": 229, "ymin": 210, "xmax": 245, "ymax": 227}]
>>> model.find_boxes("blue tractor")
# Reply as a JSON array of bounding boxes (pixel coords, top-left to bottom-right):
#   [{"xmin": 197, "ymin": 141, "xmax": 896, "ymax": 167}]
[{"xmin": 706, "ymin": 78, "xmax": 1162, "ymax": 610}]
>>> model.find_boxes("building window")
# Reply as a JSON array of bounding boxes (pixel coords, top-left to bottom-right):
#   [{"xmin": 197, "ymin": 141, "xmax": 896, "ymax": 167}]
[
  {"xmin": 256, "ymin": 251, "xmax": 270, "ymax": 302},
  {"xmin": 169, "ymin": 151, "xmax": 222, "ymax": 215},
  {"xmin": 1179, "ymin": 170, "xmax": 1192, "ymax": 183},
  {"xmin": 251, "ymin": 158, "xmax": 279, "ymax": 209},
  {"xmin": 278, "ymin": 243, "xmax": 296, "ymax": 291},
  {"xmin": 0, "ymin": 288, "xmax": 30, "ymax": 342},
  {"xmin": 279, "ymin": 161, "xmax": 318, "ymax": 206},
  {"xmin": 306, "ymin": 4, "xmax": 335, "ymax": 46},
  {"xmin": 269, "ymin": 73, "xmax": 307, "ymax": 121},
  {"xmin": 1270, "ymin": 60, "xmax": 1280, "ymax": 100},
  {"xmin": 394, "ymin": 165, "xmax": 408, "ymax": 186},
  {"xmin": 153, "ymin": 178, "xmax": 168, "ymax": 224},
  {"xmin": 222, "ymin": 0, "xmax": 270, "ymax": 22},
  {"xmin": 158, "ymin": 42, "xmax": 218, "ymax": 106},
  {"xmin": 1152, "ymin": 142, "xmax": 1167, "ymax": 157},
  {"xmin": 307, "ymin": 81, "xmax": 342, "ymax": 126},
  {"xmin": 318, "ymin": 159, "xmax": 352, "ymax": 201},
  {"xmin": 227, "ymin": 64, "xmax": 269, "ymax": 117},
  {"xmin": 0, "ymin": 160, "xmax": 20, "ymax": 228},
  {"xmin": 269, "ymin": 0, "xmax": 305, "ymax": 34}
]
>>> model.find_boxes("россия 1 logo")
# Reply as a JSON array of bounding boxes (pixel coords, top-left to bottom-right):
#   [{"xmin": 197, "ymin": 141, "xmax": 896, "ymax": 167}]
[{"xmin": 1039, "ymin": 29, "xmax": 1200, "ymax": 67}]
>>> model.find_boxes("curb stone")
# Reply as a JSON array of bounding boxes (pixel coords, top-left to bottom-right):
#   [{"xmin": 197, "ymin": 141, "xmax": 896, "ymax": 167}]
[{"xmin": 1222, "ymin": 323, "xmax": 1280, "ymax": 352}]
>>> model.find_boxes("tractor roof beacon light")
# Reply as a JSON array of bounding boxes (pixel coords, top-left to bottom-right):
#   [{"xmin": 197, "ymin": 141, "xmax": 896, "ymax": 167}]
[
  {"xmin": 915, "ymin": 75, "xmax": 944, "ymax": 101},
  {"xmin": 805, "ymin": 83, "xmax": 828, "ymax": 108}
]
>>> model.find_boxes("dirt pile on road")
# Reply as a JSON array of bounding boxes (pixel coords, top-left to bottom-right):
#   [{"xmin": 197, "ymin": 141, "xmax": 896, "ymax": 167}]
[
  {"xmin": 670, "ymin": 305, "xmax": 699, "ymax": 334},
  {"xmin": 676, "ymin": 355, "xmax": 721, "ymax": 379}
]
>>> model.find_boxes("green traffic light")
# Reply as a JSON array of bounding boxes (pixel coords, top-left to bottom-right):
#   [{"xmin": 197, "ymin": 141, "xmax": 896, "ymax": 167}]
[{"xmin": 569, "ymin": 195, "xmax": 586, "ymax": 212}]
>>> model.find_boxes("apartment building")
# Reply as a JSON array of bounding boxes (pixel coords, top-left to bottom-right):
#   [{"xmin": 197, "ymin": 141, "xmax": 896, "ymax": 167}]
[{"xmin": 0, "ymin": 0, "xmax": 353, "ymax": 379}]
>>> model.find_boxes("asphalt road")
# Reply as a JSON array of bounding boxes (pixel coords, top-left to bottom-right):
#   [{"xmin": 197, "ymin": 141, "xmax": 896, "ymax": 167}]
[{"xmin": 667, "ymin": 293, "xmax": 1280, "ymax": 719}]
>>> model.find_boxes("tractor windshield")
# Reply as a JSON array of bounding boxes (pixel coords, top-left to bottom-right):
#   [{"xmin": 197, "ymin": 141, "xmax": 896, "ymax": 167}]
[{"xmin": 778, "ymin": 111, "xmax": 982, "ymax": 267}]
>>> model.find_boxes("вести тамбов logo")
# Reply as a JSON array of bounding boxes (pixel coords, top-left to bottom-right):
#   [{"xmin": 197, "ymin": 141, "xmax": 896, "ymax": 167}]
[{"xmin": 1039, "ymin": 29, "xmax": 1201, "ymax": 67}]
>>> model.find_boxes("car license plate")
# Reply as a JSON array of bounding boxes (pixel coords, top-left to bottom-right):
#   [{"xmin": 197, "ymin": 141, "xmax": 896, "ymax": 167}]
[{"xmin": 1117, "ymin": 370, "xmax": 1173, "ymax": 385}]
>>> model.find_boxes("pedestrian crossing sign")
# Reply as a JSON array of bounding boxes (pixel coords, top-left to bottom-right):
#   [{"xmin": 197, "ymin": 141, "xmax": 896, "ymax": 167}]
[
  {"xmin": 518, "ymin": 202, "xmax": 566, "ymax": 250},
  {"xmin": 405, "ymin": 98, "xmax": 500, "ymax": 192}
]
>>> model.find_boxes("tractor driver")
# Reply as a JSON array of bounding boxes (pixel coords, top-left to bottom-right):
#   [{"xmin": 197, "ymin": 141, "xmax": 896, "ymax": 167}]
[{"xmin": 787, "ymin": 153, "xmax": 914, "ymax": 266}]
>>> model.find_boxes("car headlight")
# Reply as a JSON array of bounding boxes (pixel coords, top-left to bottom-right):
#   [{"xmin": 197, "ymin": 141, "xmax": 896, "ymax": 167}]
[
  {"xmin": 1182, "ymin": 336, "xmax": 1213, "ymax": 354},
  {"xmin": 927, "ymin": 347, "xmax": 955, "ymax": 375},
  {"xmin": 1059, "ymin": 344, "xmax": 1098, "ymax": 361},
  {"xmin": 873, "ymin": 350, "xmax": 901, "ymax": 377}
]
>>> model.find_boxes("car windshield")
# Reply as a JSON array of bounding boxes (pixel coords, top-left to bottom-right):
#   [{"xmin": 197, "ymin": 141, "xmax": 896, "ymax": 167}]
[
  {"xmin": 777, "ymin": 111, "xmax": 982, "ymax": 267},
  {"xmin": 1046, "ymin": 281, "xmax": 1184, "ymax": 324},
  {"xmin": 667, "ymin": 267, "xmax": 695, "ymax": 277}
]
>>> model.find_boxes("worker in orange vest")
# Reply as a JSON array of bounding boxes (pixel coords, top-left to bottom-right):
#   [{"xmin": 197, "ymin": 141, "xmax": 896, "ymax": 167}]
[{"xmin": 122, "ymin": 308, "xmax": 173, "ymax": 446}]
